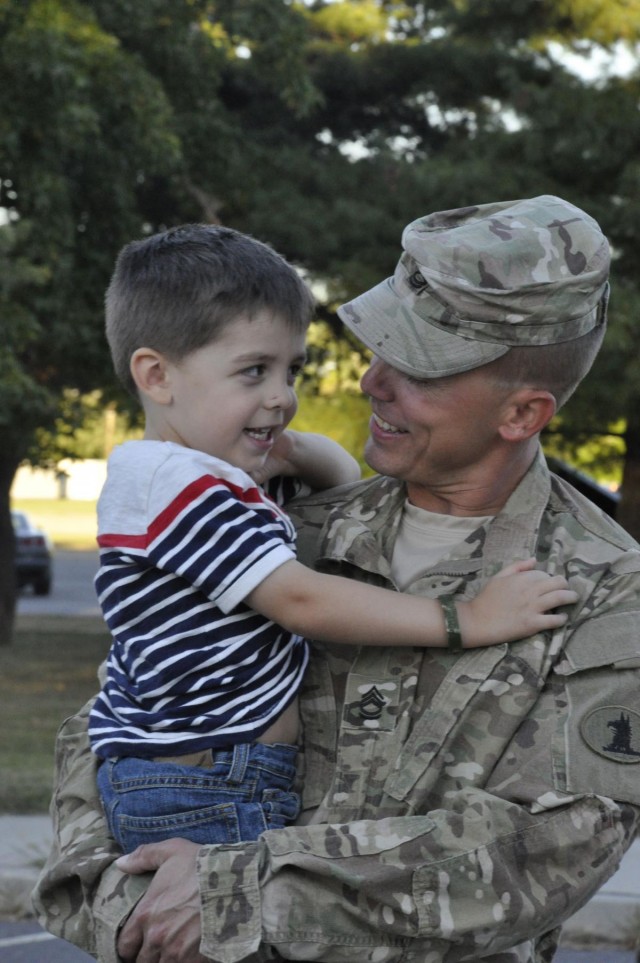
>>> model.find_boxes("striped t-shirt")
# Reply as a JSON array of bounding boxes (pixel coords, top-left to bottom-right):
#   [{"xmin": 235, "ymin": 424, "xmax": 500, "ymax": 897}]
[{"xmin": 88, "ymin": 441, "xmax": 309, "ymax": 759}]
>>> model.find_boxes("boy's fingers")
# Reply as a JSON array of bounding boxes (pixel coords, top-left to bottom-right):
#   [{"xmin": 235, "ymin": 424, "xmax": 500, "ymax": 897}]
[{"xmin": 496, "ymin": 558, "xmax": 537, "ymax": 578}]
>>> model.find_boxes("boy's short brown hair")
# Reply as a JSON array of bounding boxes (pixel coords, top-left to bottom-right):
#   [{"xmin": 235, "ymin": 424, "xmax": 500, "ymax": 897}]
[{"xmin": 106, "ymin": 224, "xmax": 315, "ymax": 396}]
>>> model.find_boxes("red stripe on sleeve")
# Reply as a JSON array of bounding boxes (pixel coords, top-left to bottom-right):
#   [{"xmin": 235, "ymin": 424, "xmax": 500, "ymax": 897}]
[{"xmin": 98, "ymin": 474, "xmax": 265, "ymax": 550}]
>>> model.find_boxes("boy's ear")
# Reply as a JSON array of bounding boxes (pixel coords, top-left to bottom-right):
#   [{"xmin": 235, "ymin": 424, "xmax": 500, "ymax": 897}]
[
  {"xmin": 130, "ymin": 348, "xmax": 173, "ymax": 404},
  {"xmin": 499, "ymin": 388, "xmax": 556, "ymax": 442}
]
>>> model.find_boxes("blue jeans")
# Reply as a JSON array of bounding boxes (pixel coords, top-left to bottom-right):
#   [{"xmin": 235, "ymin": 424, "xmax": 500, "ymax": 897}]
[{"xmin": 97, "ymin": 742, "xmax": 300, "ymax": 853}]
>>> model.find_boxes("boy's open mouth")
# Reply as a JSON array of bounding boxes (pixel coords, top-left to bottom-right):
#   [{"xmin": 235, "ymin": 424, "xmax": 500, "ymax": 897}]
[{"xmin": 245, "ymin": 427, "xmax": 273, "ymax": 441}]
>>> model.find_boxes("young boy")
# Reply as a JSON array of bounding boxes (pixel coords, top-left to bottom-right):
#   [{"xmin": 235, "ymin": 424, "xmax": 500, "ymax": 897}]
[{"xmin": 89, "ymin": 224, "xmax": 577, "ymax": 853}]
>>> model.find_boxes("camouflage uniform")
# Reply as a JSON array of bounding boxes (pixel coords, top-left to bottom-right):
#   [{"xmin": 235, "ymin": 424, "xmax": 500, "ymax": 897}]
[{"xmin": 34, "ymin": 451, "xmax": 640, "ymax": 962}]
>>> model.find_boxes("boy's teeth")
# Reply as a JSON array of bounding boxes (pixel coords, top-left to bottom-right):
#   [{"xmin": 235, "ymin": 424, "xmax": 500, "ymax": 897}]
[{"xmin": 247, "ymin": 427, "xmax": 270, "ymax": 438}]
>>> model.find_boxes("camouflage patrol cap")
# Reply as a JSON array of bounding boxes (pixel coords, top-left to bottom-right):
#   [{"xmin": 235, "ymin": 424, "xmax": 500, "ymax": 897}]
[{"xmin": 337, "ymin": 195, "xmax": 610, "ymax": 378}]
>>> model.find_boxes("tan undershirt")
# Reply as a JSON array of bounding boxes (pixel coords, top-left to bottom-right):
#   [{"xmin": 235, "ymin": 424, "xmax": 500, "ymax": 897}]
[{"xmin": 391, "ymin": 499, "xmax": 493, "ymax": 590}]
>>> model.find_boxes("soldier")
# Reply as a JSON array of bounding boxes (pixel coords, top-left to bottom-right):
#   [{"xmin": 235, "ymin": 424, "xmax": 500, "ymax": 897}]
[{"xmin": 34, "ymin": 195, "xmax": 640, "ymax": 963}]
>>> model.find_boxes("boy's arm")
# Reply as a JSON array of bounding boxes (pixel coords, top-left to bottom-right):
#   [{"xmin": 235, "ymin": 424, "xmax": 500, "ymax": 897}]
[
  {"xmin": 251, "ymin": 430, "xmax": 360, "ymax": 490},
  {"xmin": 247, "ymin": 558, "xmax": 577, "ymax": 650}
]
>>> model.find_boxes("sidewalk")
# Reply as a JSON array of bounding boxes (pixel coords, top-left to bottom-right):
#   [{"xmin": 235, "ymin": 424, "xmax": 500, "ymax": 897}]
[
  {"xmin": 560, "ymin": 838, "xmax": 640, "ymax": 951},
  {"xmin": 0, "ymin": 816, "xmax": 53, "ymax": 923},
  {"xmin": 1, "ymin": 814, "xmax": 638, "ymax": 950}
]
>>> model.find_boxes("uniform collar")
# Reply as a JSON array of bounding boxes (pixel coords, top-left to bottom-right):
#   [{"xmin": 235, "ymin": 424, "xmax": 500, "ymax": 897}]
[
  {"xmin": 481, "ymin": 448, "xmax": 551, "ymax": 578},
  {"xmin": 318, "ymin": 447, "xmax": 551, "ymax": 583}
]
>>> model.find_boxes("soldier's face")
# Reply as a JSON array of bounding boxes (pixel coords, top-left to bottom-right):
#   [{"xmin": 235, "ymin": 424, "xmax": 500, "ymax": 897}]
[{"xmin": 360, "ymin": 357, "xmax": 509, "ymax": 511}]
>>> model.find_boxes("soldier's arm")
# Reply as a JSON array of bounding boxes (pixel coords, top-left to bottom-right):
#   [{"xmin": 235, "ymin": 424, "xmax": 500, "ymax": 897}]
[
  {"xmin": 114, "ymin": 795, "xmax": 637, "ymax": 963},
  {"xmin": 33, "ymin": 682, "xmax": 640, "ymax": 963},
  {"xmin": 115, "ymin": 592, "xmax": 640, "ymax": 963}
]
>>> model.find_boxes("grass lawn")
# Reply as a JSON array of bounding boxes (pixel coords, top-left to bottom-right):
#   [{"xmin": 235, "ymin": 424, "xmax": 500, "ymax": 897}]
[
  {"xmin": 4, "ymin": 501, "xmax": 103, "ymax": 813},
  {"xmin": 0, "ymin": 615, "xmax": 110, "ymax": 814},
  {"xmin": 12, "ymin": 498, "xmax": 98, "ymax": 550}
]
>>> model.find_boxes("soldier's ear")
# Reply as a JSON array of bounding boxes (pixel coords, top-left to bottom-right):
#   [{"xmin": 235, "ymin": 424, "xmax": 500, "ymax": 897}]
[{"xmin": 499, "ymin": 388, "xmax": 556, "ymax": 442}]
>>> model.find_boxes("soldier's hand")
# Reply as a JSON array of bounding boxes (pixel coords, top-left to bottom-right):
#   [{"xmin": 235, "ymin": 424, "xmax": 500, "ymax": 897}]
[{"xmin": 116, "ymin": 838, "xmax": 207, "ymax": 963}]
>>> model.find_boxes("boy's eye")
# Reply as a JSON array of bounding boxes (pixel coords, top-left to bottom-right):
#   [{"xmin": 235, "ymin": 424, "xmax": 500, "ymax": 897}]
[
  {"xmin": 288, "ymin": 364, "xmax": 303, "ymax": 383},
  {"xmin": 243, "ymin": 364, "xmax": 265, "ymax": 378}
]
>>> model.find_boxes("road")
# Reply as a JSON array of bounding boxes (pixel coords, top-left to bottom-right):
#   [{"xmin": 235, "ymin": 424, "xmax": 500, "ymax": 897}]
[
  {"xmin": 16, "ymin": 548, "xmax": 100, "ymax": 617},
  {"xmin": 0, "ymin": 923, "xmax": 93, "ymax": 962},
  {"xmin": 0, "ymin": 922, "xmax": 637, "ymax": 963}
]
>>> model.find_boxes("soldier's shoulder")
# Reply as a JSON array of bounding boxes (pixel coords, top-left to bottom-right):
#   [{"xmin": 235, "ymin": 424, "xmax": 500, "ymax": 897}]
[
  {"xmin": 548, "ymin": 472, "xmax": 640, "ymax": 554},
  {"xmin": 287, "ymin": 476, "xmax": 387, "ymax": 567},
  {"xmin": 288, "ymin": 475, "xmax": 383, "ymax": 514}
]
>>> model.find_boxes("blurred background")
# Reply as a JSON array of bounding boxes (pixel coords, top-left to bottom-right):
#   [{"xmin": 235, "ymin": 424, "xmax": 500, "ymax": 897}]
[
  {"xmin": 3, "ymin": 10, "xmax": 640, "ymax": 953},
  {"xmin": 2, "ymin": 0, "xmax": 640, "ymax": 646}
]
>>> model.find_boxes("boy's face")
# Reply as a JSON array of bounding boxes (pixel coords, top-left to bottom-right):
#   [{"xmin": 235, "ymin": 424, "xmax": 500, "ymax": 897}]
[{"xmin": 155, "ymin": 311, "xmax": 306, "ymax": 474}]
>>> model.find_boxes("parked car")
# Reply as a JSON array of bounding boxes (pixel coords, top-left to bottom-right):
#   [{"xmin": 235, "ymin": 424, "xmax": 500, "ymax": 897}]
[{"xmin": 11, "ymin": 509, "xmax": 53, "ymax": 595}]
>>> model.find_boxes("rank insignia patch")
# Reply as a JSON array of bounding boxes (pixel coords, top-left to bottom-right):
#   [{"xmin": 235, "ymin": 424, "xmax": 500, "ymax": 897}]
[
  {"xmin": 357, "ymin": 685, "xmax": 387, "ymax": 720},
  {"xmin": 581, "ymin": 706, "xmax": 640, "ymax": 763},
  {"xmin": 343, "ymin": 675, "xmax": 400, "ymax": 730}
]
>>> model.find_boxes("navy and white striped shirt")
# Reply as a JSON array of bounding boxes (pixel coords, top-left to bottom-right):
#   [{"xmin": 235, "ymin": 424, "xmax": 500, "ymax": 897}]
[{"xmin": 89, "ymin": 441, "xmax": 308, "ymax": 759}]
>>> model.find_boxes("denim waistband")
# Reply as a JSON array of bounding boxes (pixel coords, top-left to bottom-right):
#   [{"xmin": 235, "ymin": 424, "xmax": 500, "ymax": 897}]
[{"xmin": 150, "ymin": 741, "xmax": 297, "ymax": 782}]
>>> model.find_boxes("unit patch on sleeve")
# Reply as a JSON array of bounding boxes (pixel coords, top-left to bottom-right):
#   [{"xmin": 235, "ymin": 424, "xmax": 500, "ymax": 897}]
[{"xmin": 580, "ymin": 706, "xmax": 640, "ymax": 763}]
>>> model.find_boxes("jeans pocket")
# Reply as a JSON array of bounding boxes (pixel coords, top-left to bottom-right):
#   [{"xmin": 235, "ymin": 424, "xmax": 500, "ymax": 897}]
[
  {"xmin": 115, "ymin": 801, "xmax": 242, "ymax": 851},
  {"xmin": 96, "ymin": 756, "xmax": 301, "ymax": 851}
]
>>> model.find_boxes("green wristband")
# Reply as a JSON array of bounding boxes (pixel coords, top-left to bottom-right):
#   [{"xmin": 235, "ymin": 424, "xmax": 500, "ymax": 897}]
[{"xmin": 439, "ymin": 595, "xmax": 464, "ymax": 652}]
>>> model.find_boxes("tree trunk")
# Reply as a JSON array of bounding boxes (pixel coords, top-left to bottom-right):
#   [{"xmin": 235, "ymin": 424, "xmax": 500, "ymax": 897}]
[
  {"xmin": 617, "ymin": 413, "xmax": 640, "ymax": 543},
  {"xmin": 0, "ymin": 455, "xmax": 19, "ymax": 646}
]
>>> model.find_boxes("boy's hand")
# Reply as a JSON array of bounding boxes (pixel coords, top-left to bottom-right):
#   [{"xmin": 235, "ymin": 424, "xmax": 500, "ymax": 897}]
[
  {"xmin": 251, "ymin": 429, "xmax": 360, "ymax": 490},
  {"xmin": 458, "ymin": 559, "xmax": 579, "ymax": 647},
  {"xmin": 250, "ymin": 430, "xmax": 297, "ymax": 486}
]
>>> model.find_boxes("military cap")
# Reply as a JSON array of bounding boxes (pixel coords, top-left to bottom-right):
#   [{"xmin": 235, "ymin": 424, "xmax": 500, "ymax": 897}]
[{"xmin": 337, "ymin": 195, "xmax": 610, "ymax": 378}]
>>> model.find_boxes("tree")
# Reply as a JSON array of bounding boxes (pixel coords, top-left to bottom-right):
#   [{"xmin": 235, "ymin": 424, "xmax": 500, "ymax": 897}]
[
  {"xmin": 0, "ymin": 0, "xmax": 184, "ymax": 640},
  {"xmin": 0, "ymin": 221, "xmax": 52, "ymax": 633},
  {"xmin": 3, "ymin": 0, "xmax": 640, "ymax": 642},
  {"xmin": 0, "ymin": 0, "xmax": 324, "ymax": 642},
  {"xmin": 289, "ymin": 1, "xmax": 640, "ymax": 532}
]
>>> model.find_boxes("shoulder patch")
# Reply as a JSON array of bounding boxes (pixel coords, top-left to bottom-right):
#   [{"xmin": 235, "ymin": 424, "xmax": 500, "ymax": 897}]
[{"xmin": 581, "ymin": 705, "xmax": 640, "ymax": 763}]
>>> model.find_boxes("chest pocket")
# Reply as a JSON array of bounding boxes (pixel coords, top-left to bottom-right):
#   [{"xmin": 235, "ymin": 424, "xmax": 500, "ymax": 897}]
[
  {"xmin": 383, "ymin": 645, "xmax": 544, "ymax": 805},
  {"xmin": 305, "ymin": 646, "xmax": 429, "ymax": 821}
]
